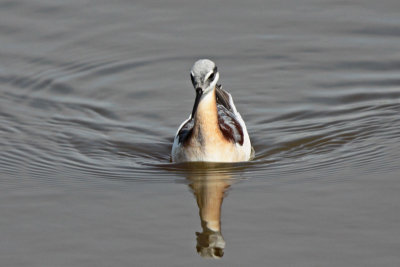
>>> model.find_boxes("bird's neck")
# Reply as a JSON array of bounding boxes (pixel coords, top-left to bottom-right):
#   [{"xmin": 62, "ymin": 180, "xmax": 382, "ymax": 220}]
[{"xmin": 194, "ymin": 88, "xmax": 220, "ymax": 139}]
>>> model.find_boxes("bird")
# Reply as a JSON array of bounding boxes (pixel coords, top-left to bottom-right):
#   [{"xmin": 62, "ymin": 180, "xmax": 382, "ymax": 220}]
[{"xmin": 171, "ymin": 59, "xmax": 253, "ymax": 163}]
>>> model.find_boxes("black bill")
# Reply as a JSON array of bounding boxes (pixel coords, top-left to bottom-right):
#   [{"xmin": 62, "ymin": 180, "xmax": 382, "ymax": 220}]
[{"xmin": 191, "ymin": 88, "xmax": 203, "ymax": 119}]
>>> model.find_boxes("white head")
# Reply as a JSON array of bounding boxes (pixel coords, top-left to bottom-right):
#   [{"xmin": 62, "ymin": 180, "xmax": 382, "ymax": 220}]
[
  {"xmin": 189, "ymin": 59, "xmax": 219, "ymax": 118},
  {"xmin": 190, "ymin": 59, "xmax": 219, "ymax": 95}
]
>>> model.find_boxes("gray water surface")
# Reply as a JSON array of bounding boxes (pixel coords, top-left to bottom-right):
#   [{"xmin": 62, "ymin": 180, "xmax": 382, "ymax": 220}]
[{"xmin": 1, "ymin": 0, "xmax": 400, "ymax": 266}]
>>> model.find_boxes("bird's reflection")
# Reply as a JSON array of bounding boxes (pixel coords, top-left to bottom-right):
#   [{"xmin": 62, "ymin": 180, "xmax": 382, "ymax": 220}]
[{"xmin": 186, "ymin": 169, "xmax": 233, "ymax": 258}]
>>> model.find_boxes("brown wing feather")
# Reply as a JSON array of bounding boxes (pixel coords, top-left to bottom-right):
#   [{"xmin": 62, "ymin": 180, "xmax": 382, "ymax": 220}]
[
  {"xmin": 217, "ymin": 104, "xmax": 244, "ymax": 145},
  {"xmin": 215, "ymin": 85, "xmax": 244, "ymax": 145},
  {"xmin": 215, "ymin": 84, "xmax": 233, "ymax": 112}
]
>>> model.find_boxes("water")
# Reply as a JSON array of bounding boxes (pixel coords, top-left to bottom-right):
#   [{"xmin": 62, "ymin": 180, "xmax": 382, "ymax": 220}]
[{"xmin": 1, "ymin": 0, "xmax": 400, "ymax": 266}]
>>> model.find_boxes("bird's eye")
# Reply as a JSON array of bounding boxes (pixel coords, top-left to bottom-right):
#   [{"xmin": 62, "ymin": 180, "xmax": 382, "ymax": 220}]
[
  {"xmin": 208, "ymin": 72, "xmax": 215, "ymax": 82},
  {"xmin": 190, "ymin": 73, "xmax": 195, "ymax": 85}
]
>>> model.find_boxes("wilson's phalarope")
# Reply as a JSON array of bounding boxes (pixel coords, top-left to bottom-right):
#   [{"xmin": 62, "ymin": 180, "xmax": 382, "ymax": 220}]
[{"xmin": 171, "ymin": 59, "xmax": 252, "ymax": 162}]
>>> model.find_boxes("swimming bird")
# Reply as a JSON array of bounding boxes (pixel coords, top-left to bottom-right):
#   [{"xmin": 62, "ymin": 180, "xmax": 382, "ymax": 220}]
[{"xmin": 171, "ymin": 59, "xmax": 252, "ymax": 162}]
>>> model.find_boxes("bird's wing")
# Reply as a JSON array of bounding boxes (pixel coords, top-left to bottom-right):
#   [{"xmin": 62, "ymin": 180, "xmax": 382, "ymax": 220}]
[
  {"xmin": 217, "ymin": 103, "xmax": 244, "ymax": 145},
  {"xmin": 175, "ymin": 117, "xmax": 194, "ymax": 144},
  {"xmin": 215, "ymin": 84, "xmax": 234, "ymax": 113},
  {"xmin": 215, "ymin": 85, "xmax": 245, "ymax": 145}
]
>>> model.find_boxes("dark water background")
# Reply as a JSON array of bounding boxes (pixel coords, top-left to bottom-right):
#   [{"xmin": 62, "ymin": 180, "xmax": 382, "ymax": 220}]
[{"xmin": 1, "ymin": 0, "xmax": 400, "ymax": 266}]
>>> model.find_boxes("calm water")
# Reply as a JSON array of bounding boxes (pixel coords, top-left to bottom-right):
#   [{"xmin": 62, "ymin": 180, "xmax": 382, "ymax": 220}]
[{"xmin": 1, "ymin": 0, "xmax": 400, "ymax": 266}]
